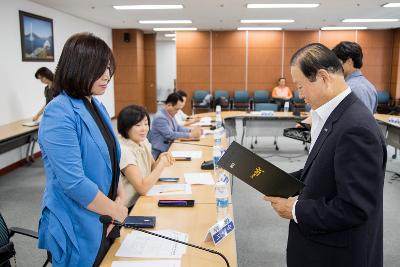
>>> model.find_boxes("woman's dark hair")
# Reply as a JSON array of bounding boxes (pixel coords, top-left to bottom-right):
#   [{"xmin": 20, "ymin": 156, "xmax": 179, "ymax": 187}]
[
  {"xmin": 165, "ymin": 92, "xmax": 184, "ymax": 105},
  {"xmin": 290, "ymin": 43, "xmax": 343, "ymax": 82},
  {"xmin": 278, "ymin": 77, "xmax": 286, "ymax": 82},
  {"xmin": 176, "ymin": 90, "xmax": 187, "ymax": 98},
  {"xmin": 35, "ymin": 67, "xmax": 54, "ymax": 81},
  {"xmin": 117, "ymin": 105, "xmax": 150, "ymax": 139},
  {"xmin": 53, "ymin": 32, "xmax": 115, "ymax": 98},
  {"xmin": 332, "ymin": 41, "xmax": 363, "ymax": 69}
]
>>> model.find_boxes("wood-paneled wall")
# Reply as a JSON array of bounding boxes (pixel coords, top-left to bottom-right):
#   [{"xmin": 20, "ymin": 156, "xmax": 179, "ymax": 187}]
[
  {"xmin": 144, "ymin": 34, "xmax": 157, "ymax": 113},
  {"xmin": 391, "ymin": 29, "xmax": 400, "ymax": 99},
  {"xmin": 176, "ymin": 29, "xmax": 396, "ymax": 106},
  {"xmin": 176, "ymin": 32, "xmax": 211, "ymax": 114},
  {"xmin": 113, "ymin": 30, "xmax": 157, "ymax": 115}
]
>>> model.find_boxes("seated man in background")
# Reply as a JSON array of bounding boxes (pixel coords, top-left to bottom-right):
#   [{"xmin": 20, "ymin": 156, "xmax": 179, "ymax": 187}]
[
  {"xmin": 272, "ymin": 77, "xmax": 293, "ymax": 110},
  {"xmin": 117, "ymin": 105, "xmax": 174, "ymax": 209},
  {"xmin": 175, "ymin": 90, "xmax": 199, "ymax": 126},
  {"xmin": 150, "ymin": 92, "xmax": 202, "ymax": 159}
]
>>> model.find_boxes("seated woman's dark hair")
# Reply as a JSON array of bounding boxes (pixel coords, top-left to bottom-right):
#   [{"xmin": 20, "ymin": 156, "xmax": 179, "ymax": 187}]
[
  {"xmin": 35, "ymin": 67, "xmax": 54, "ymax": 81},
  {"xmin": 53, "ymin": 32, "xmax": 115, "ymax": 98},
  {"xmin": 117, "ymin": 105, "xmax": 150, "ymax": 139}
]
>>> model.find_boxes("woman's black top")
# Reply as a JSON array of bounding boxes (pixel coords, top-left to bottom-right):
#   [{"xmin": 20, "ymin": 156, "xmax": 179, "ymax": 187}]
[{"xmin": 82, "ymin": 97, "xmax": 120, "ymax": 267}]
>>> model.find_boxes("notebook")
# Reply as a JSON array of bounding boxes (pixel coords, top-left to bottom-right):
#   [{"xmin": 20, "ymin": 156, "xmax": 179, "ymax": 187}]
[{"xmin": 218, "ymin": 141, "xmax": 305, "ymax": 198}]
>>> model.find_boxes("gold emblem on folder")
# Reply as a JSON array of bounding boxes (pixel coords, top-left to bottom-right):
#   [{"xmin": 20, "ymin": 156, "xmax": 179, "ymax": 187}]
[{"xmin": 250, "ymin": 167, "xmax": 264, "ymax": 179}]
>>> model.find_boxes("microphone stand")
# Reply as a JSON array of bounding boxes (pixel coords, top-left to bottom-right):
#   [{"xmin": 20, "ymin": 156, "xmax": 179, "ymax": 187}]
[
  {"xmin": 124, "ymin": 224, "xmax": 230, "ymax": 267},
  {"xmin": 101, "ymin": 216, "xmax": 230, "ymax": 267}
]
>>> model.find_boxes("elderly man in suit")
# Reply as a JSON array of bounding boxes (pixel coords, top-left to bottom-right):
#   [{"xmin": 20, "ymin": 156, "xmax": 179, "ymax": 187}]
[
  {"xmin": 264, "ymin": 43, "xmax": 387, "ymax": 267},
  {"xmin": 150, "ymin": 92, "xmax": 201, "ymax": 159}
]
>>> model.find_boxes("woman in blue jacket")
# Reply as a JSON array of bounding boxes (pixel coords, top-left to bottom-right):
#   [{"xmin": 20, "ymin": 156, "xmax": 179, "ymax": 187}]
[{"xmin": 37, "ymin": 33, "xmax": 128, "ymax": 266}]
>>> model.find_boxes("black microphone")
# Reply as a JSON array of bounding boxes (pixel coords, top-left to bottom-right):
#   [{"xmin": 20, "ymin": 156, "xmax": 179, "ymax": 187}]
[
  {"xmin": 164, "ymin": 140, "xmax": 213, "ymax": 148},
  {"xmin": 99, "ymin": 215, "xmax": 230, "ymax": 267}
]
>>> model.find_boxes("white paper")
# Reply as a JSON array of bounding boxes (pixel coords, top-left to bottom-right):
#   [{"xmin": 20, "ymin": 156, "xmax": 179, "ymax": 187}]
[
  {"xmin": 115, "ymin": 230, "xmax": 188, "ymax": 259},
  {"xmin": 111, "ymin": 260, "xmax": 181, "ymax": 267},
  {"xmin": 171, "ymin": 150, "xmax": 202, "ymax": 159},
  {"xmin": 22, "ymin": 121, "xmax": 39, "ymax": 127},
  {"xmin": 184, "ymin": 172, "xmax": 215, "ymax": 185},
  {"xmin": 146, "ymin": 184, "xmax": 192, "ymax": 196},
  {"xmin": 193, "ymin": 116, "xmax": 212, "ymax": 126}
]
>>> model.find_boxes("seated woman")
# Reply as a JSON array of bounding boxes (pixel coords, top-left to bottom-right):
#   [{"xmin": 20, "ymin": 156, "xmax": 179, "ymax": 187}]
[
  {"xmin": 272, "ymin": 77, "xmax": 293, "ymax": 99},
  {"xmin": 117, "ymin": 105, "xmax": 174, "ymax": 208},
  {"xmin": 272, "ymin": 77, "xmax": 293, "ymax": 110}
]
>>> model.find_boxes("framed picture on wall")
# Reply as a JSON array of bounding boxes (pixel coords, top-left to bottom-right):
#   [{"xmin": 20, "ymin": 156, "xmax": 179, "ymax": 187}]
[{"xmin": 19, "ymin": 11, "xmax": 54, "ymax": 62}]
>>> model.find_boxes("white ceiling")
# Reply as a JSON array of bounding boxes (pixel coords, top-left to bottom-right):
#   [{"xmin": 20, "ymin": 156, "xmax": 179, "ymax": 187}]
[{"xmin": 30, "ymin": 0, "xmax": 400, "ymax": 33}]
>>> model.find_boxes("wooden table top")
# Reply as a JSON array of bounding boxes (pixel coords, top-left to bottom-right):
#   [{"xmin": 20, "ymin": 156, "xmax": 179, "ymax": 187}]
[
  {"xmin": 0, "ymin": 119, "xmax": 38, "ymax": 142},
  {"xmin": 100, "ymin": 203, "xmax": 237, "ymax": 267}
]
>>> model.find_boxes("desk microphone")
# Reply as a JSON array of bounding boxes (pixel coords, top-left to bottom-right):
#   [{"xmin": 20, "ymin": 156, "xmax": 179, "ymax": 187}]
[
  {"xmin": 99, "ymin": 215, "xmax": 230, "ymax": 267},
  {"xmin": 164, "ymin": 140, "xmax": 213, "ymax": 148}
]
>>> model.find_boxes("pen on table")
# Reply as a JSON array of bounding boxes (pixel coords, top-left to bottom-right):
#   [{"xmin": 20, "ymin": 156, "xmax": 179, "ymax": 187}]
[{"xmin": 159, "ymin": 189, "xmax": 185, "ymax": 194}]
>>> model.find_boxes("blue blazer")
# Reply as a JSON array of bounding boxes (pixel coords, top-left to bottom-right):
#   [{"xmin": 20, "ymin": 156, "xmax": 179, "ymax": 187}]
[
  {"xmin": 149, "ymin": 108, "xmax": 190, "ymax": 159},
  {"xmin": 288, "ymin": 93, "xmax": 386, "ymax": 267},
  {"xmin": 38, "ymin": 92, "xmax": 120, "ymax": 266}
]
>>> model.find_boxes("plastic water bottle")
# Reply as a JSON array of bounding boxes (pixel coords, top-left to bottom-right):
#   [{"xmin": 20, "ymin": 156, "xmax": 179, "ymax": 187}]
[
  {"xmin": 213, "ymin": 126, "xmax": 224, "ymax": 146},
  {"xmin": 284, "ymin": 101, "xmax": 290, "ymax": 112},
  {"xmin": 213, "ymin": 145, "xmax": 222, "ymax": 173},
  {"xmin": 215, "ymin": 105, "xmax": 222, "ymax": 128},
  {"xmin": 215, "ymin": 181, "xmax": 228, "ymax": 221}
]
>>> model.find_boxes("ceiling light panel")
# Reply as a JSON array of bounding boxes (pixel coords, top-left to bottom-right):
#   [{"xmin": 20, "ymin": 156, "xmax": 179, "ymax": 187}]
[
  {"xmin": 113, "ymin": 5, "xmax": 184, "ymax": 10},
  {"xmin": 240, "ymin": 19, "xmax": 295, "ymax": 23},
  {"xmin": 247, "ymin": 4, "xmax": 320, "ymax": 8},
  {"xmin": 153, "ymin": 27, "xmax": 197, "ymax": 31},
  {"xmin": 139, "ymin": 20, "xmax": 192, "ymax": 24}
]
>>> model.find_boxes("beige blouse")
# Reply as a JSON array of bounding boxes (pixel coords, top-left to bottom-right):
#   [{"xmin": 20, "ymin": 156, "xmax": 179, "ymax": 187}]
[{"xmin": 118, "ymin": 136, "xmax": 153, "ymax": 207}]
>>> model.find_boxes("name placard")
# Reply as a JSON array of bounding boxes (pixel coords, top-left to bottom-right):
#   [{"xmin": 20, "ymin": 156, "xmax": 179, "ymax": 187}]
[
  {"xmin": 205, "ymin": 216, "xmax": 235, "ymax": 245},
  {"xmin": 260, "ymin": 110, "xmax": 274, "ymax": 117}
]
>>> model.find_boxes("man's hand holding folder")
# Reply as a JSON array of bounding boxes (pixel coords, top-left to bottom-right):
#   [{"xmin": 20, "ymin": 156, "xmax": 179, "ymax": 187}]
[{"xmin": 264, "ymin": 196, "xmax": 295, "ymax": 220}]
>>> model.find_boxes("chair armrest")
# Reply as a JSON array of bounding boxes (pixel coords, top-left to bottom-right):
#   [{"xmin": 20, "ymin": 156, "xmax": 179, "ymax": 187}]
[{"xmin": 9, "ymin": 227, "xmax": 38, "ymax": 239}]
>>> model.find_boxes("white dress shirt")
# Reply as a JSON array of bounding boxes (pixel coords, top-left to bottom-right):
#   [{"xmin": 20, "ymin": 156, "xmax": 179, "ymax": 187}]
[
  {"xmin": 175, "ymin": 109, "xmax": 189, "ymax": 126},
  {"xmin": 292, "ymin": 87, "xmax": 351, "ymax": 223}
]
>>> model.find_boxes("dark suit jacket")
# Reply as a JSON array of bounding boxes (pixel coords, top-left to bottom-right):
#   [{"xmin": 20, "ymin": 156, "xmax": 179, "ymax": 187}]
[{"xmin": 288, "ymin": 93, "xmax": 387, "ymax": 267}]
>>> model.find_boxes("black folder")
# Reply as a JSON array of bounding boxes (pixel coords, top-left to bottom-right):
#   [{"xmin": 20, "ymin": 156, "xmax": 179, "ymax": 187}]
[{"xmin": 218, "ymin": 141, "xmax": 305, "ymax": 198}]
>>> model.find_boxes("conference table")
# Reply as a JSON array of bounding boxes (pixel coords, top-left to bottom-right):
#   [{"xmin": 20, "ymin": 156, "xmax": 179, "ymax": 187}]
[
  {"xmin": 101, "ymin": 131, "xmax": 237, "ymax": 266},
  {"xmin": 0, "ymin": 119, "xmax": 38, "ymax": 162},
  {"xmin": 374, "ymin": 114, "xmax": 400, "ymax": 158}
]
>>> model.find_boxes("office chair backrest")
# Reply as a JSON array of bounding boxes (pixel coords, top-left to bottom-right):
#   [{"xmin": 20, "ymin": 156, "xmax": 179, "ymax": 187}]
[
  {"xmin": 234, "ymin": 90, "xmax": 249, "ymax": 102},
  {"xmin": 305, "ymin": 104, "xmax": 311, "ymax": 112},
  {"xmin": 377, "ymin": 91, "xmax": 390, "ymax": 104},
  {"xmin": 292, "ymin": 90, "xmax": 304, "ymax": 103},
  {"xmin": 0, "ymin": 213, "xmax": 9, "ymax": 248},
  {"xmin": 214, "ymin": 90, "xmax": 229, "ymax": 99},
  {"xmin": 193, "ymin": 90, "xmax": 209, "ymax": 102},
  {"xmin": 253, "ymin": 90, "xmax": 269, "ymax": 103},
  {"xmin": 255, "ymin": 103, "xmax": 278, "ymax": 111}
]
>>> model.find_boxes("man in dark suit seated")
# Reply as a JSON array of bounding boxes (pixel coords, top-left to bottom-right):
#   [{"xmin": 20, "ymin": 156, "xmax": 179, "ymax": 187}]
[{"xmin": 264, "ymin": 43, "xmax": 387, "ymax": 267}]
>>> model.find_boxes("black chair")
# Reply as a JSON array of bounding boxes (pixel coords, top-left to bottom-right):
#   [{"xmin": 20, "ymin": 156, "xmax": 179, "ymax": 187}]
[{"xmin": 0, "ymin": 213, "xmax": 51, "ymax": 267}]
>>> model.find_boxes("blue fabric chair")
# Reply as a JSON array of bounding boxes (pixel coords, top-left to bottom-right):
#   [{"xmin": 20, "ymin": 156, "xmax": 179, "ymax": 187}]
[
  {"xmin": 253, "ymin": 90, "xmax": 269, "ymax": 103},
  {"xmin": 377, "ymin": 91, "xmax": 391, "ymax": 114},
  {"xmin": 232, "ymin": 90, "xmax": 251, "ymax": 110},
  {"xmin": 254, "ymin": 103, "xmax": 278, "ymax": 112},
  {"xmin": 305, "ymin": 104, "xmax": 311, "ymax": 112},
  {"xmin": 214, "ymin": 90, "xmax": 230, "ymax": 109},
  {"xmin": 249, "ymin": 103, "xmax": 279, "ymax": 150},
  {"xmin": 191, "ymin": 90, "xmax": 211, "ymax": 114}
]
